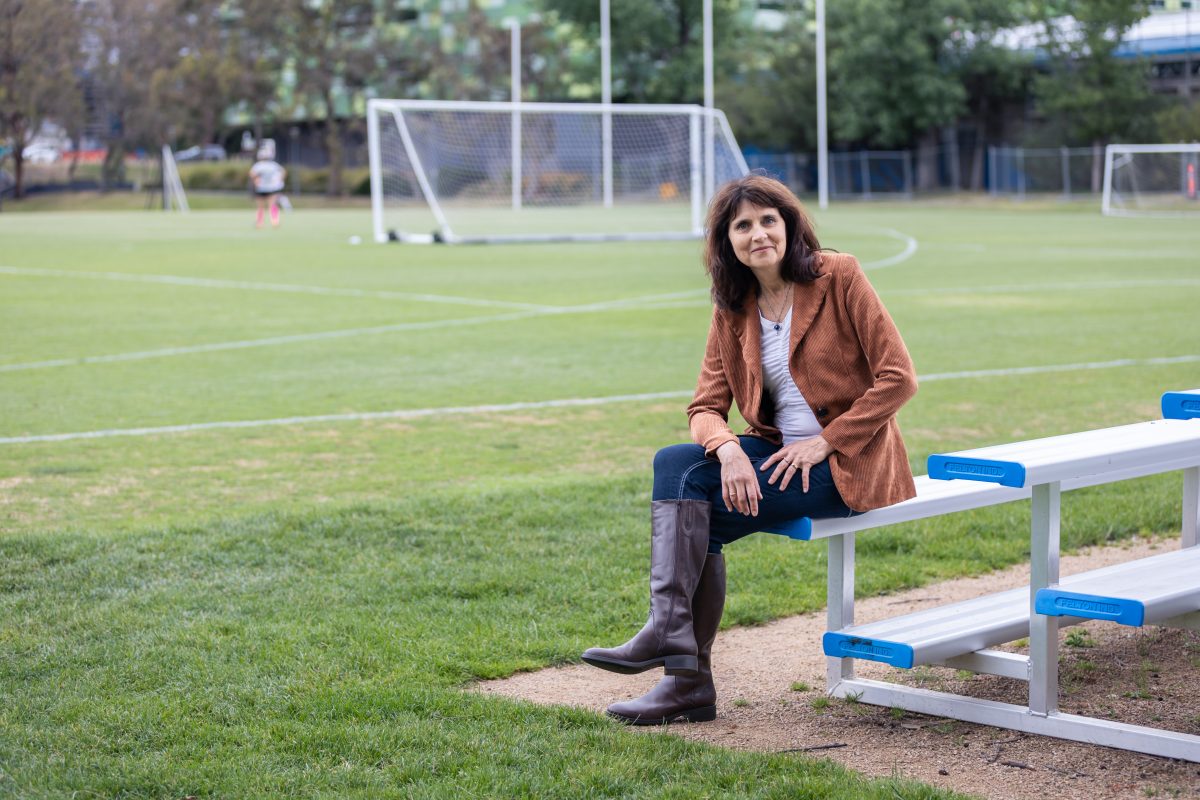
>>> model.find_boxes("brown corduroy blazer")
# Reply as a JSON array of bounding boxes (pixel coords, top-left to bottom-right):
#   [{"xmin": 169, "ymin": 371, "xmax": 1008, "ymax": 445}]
[{"xmin": 686, "ymin": 252, "xmax": 918, "ymax": 512}]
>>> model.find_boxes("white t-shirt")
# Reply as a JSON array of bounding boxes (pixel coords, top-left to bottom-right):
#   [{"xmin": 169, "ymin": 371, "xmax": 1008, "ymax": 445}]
[
  {"xmin": 759, "ymin": 310, "xmax": 822, "ymax": 443},
  {"xmin": 250, "ymin": 160, "xmax": 286, "ymax": 193}
]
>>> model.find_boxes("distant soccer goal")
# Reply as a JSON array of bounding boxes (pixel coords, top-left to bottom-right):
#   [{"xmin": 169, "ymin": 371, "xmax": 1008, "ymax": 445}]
[
  {"xmin": 161, "ymin": 145, "xmax": 190, "ymax": 213},
  {"xmin": 366, "ymin": 99, "xmax": 749, "ymax": 244},
  {"xmin": 1102, "ymin": 143, "xmax": 1200, "ymax": 217}
]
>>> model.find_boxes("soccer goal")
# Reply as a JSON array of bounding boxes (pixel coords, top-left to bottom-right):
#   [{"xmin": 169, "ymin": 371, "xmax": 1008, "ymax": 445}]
[
  {"xmin": 1102, "ymin": 143, "xmax": 1200, "ymax": 217},
  {"xmin": 161, "ymin": 145, "xmax": 190, "ymax": 213},
  {"xmin": 366, "ymin": 99, "xmax": 749, "ymax": 244}
]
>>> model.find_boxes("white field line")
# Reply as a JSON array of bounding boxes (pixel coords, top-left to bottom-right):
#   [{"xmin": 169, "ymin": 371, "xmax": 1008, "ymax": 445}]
[
  {"xmin": 915, "ymin": 354, "xmax": 1200, "ymax": 382},
  {"xmin": 858, "ymin": 228, "xmax": 919, "ymax": 270},
  {"xmin": 1034, "ymin": 247, "xmax": 1200, "ymax": 260},
  {"xmin": 5, "ymin": 275, "xmax": 1198, "ymax": 374},
  {"xmin": 0, "ymin": 391, "xmax": 695, "ymax": 444},
  {"xmin": 0, "ymin": 228, "xmax": 915, "ymax": 371},
  {"xmin": 563, "ymin": 277, "xmax": 1200, "ymax": 314},
  {"xmin": 0, "ymin": 311, "xmax": 544, "ymax": 372},
  {"xmin": 885, "ymin": 278, "xmax": 1200, "ymax": 296},
  {"xmin": 0, "ymin": 292, "xmax": 713, "ymax": 373},
  {"xmin": 0, "ymin": 290, "xmax": 715, "ymax": 373},
  {"xmin": 569, "ymin": 288, "xmax": 709, "ymax": 311},
  {"xmin": 4, "ymin": 354, "xmax": 1198, "ymax": 445},
  {"xmin": 0, "ymin": 265, "xmax": 558, "ymax": 312},
  {"xmin": 0, "ymin": 297, "xmax": 720, "ymax": 376},
  {"xmin": 568, "ymin": 225, "xmax": 916, "ymax": 309}
]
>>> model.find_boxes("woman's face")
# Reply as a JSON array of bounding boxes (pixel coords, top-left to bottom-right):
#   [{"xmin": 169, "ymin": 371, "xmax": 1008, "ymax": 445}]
[{"xmin": 728, "ymin": 201, "xmax": 786, "ymax": 272}]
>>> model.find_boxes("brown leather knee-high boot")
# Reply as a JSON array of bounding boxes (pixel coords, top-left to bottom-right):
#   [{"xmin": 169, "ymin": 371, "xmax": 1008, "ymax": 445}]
[
  {"xmin": 604, "ymin": 553, "xmax": 726, "ymax": 724},
  {"xmin": 581, "ymin": 500, "xmax": 710, "ymax": 676}
]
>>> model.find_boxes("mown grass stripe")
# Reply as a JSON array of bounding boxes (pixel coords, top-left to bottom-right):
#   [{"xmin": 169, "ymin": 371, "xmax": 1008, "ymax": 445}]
[
  {"xmin": 4, "ymin": 353, "xmax": 1198, "ymax": 444},
  {"xmin": 0, "ymin": 264, "xmax": 559, "ymax": 311}
]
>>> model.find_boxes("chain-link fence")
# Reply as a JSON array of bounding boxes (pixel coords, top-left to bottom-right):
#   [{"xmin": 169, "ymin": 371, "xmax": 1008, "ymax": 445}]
[
  {"xmin": 746, "ymin": 145, "xmax": 1110, "ymax": 200},
  {"xmin": 989, "ymin": 146, "xmax": 1105, "ymax": 199}
]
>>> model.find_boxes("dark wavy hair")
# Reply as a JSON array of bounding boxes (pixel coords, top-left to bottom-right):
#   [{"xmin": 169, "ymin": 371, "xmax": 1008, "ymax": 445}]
[{"xmin": 703, "ymin": 174, "xmax": 823, "ymax": 312}]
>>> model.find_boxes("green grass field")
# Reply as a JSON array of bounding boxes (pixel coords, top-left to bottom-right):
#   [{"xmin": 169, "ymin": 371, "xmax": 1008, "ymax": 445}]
[{"xmin": 2, "ymin": 199, "xmax": 1198, "ymax": 798}]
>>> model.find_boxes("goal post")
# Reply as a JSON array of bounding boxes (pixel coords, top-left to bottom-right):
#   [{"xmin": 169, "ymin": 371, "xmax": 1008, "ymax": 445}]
[
  {"xmin": 161, "ymin": 145, "xmax": 190, "ymax": 213},
  {"xmin": 1102, "ymin": 143, "xmax": 1200, "ymax": 217},
  {"xmin": 367, "ymin": 99, "xmax": 749, "ymax": 244}
]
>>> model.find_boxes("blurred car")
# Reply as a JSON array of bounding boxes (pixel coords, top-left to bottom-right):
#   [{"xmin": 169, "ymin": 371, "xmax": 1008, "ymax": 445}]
[
  {"xmin": 22, "ymin": 143, "xmax": 61, "ymax": 163},
  {"xmin": 175, "ymin": 144, "xmax": 227, "ymax": 162}
]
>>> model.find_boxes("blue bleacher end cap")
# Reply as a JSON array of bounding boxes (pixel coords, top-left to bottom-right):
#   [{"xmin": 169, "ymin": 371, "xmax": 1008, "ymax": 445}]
[
  {"xmin": 1034, "ymin": 588, "xmax": 1145, "ymax": 626},
  {"xmin": 762, "ymin": 516, "xmax": 813, "ymax": 541},
  {"xmin": 927, "ymin": 455, "xmax": 1026, "ymax": 488},
  {"xmin": 822, "ymin": 632, "xmax": 915, "ymax": 669},
  {"xmin": 1161, "ymin": 389, "xmax": 1200, "ymax": 420}
]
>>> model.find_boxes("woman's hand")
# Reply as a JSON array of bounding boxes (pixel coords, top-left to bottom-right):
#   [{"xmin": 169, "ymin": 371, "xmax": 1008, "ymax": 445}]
[
  {"xmin": 715, "ymin": 440, "xmax": 761, "ymax": 516},
  {"xmin": 760, "ymin": 436, "xmax": 834, "ymax": 492}
]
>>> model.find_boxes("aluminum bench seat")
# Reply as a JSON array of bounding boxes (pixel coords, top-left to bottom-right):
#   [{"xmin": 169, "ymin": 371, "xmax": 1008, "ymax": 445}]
[
  {"xmin": 927, "ymin": 418, "xmax": 1200, "ymax": 489},
  {"xmin": 762, "ymin": 475, "xmax": 1027, "ymax": 541},
  {"xmin": 1034, "ymin": 546, "xmax": 1200, "ymax": 626},
  {"xmin": 766, "ymin": 443, "xmax": 1200, "ymax": 543},
  {"xmin": 822, "ymin": 584, "xmax": 1034, "ymax": 669},
  {"xmin": 823, "ymin": 549, "xmax": 1200, "ymax": 669}
]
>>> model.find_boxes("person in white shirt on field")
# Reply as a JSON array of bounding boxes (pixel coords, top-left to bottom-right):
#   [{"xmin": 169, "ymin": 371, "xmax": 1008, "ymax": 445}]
[{"xmin": 249, "ymin": 144, "xmax": 287, "ymax": 228}]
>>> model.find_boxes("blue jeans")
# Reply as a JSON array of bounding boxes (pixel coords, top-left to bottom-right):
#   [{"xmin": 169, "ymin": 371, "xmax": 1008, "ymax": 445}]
[{"xmin": 652, "ymin": 435, "xmax": 855, "ymax": 553}]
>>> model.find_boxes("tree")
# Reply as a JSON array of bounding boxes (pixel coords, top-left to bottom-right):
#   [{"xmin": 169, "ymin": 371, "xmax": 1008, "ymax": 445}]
[
  {"xmin": 826, "ymin": 0, "xmax": 969, "ymax": 188},
  {"xmin": 82, "ymin": 0, "xmax": 188, "ymax": 189},
  {"xmin": 542, "ymin": 0, "xmax": 744, "ymax": 105},
  {"xmin": 1155, "ymin": 100, "xmax": 1200, "ymax": 143},
  {"xmin": 148, "ymin": 1, "xmax": 255, "ymax": 150},
  {"xmin": 0, "ymin": 0, "xmax": 83, "ymax": 200},
  {"xmin": 283, "ymin": 0, "xmax": 427, "ymax": 196},
  {"xmin": 946, "ymin": 1, "xmax": 1034, "ymax": 189},
  {"xmin": 1033, "ymin": 0, "xmax": 1161, "ymax": 190},
  {"xmin": 407, "ymin": 3, "xmax": 513, "ymax": 102},
  {"xmin": 719, "ymin": 21, "xmax": 816, "ymax": 157}
]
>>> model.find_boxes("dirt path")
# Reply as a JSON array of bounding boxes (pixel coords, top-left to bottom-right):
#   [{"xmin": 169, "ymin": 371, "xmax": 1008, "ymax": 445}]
[{"xmin": 477, "ymin": 537, "xmax": 1200, "ymax": 800}]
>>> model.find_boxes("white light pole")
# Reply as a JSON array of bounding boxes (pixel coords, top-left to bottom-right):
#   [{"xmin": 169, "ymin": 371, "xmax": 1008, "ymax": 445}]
[
  {"xmin": 600, "ymin": 0, "xmax": 613, "ymax": 207},
  {"xmin": 816, "ymin": 0, "xmax": 829, "ymax": 209},
  {"xmin": 703, "ymin": 0, "xmax": 714, "ymax": 202},
  {"xmin": 509, "ymin": 18, "xmax": 522, "ymax": 211}
]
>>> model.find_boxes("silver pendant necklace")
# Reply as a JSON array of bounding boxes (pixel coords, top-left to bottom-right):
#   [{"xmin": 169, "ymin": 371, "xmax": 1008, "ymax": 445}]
[{"xmin": 760, "ymin": 284, "xmax": 792, "ymax": 333}]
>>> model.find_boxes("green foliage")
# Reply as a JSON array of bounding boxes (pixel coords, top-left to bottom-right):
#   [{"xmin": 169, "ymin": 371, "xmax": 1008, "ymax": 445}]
[
  {"xmin": 179, "ymin": 162, "xmax": 253, "ymax": 191},
  {"xmin": 1154, "ymin": 101, "xmax": 1200, "ymax": 143},
  {"xmin": 1032, "ymin": 0, "xmax": 1162, "ymax": 147},
  {"xmin": 544, "ymin": 0, "xmax": 743, "ymax": 105},
  {"xmin": 717, "ymin": 10, "xmax": 818, "ymax": 152},
  {"xmin": 827, "ymin": 0, "xmax": 968, "ymax": 147},
  {"xmin": 1064, "ymin": 629, "xmax": 1096, "ymax": 648},
  {"xmin": 175, "ymin": 162, "xmax": 373, "ymax": 195},
  {"xmin": 298, "ymin": 166, "xmax": 373, "ymax": 196},
  {"xmin": 0, "ymin": 0, "xmax": 84, "ymax": 198}
]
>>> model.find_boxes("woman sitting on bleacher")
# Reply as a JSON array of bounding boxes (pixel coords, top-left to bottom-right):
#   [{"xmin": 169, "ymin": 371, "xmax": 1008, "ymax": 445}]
[{"xmin": 582, "ymin": 173, "xmax": 919, "ymax": 725}]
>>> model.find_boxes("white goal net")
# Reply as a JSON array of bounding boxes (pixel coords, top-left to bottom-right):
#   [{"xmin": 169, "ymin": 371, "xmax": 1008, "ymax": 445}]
[
  {"xmin": 367, "ymin": 99, "xmax": 749, "ymax": 244},
  {"xmin": 1102, "ymin": 143, "xmax": 1200, "ymax": 217}
]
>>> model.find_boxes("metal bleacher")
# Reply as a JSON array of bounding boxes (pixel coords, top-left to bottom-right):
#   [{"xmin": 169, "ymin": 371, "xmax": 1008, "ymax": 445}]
[{"xmin": 779, "ymin": 389, "xmax": 1200, "ymax": 761}]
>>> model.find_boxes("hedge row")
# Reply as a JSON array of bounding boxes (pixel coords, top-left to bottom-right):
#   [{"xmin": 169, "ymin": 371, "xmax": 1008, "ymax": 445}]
[{"xmin": 177, "ymin": 162, "xmax": 372, "ymax": 196}]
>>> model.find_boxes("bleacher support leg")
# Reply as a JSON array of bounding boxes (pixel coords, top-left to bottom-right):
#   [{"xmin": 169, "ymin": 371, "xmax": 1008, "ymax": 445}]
[
  {"xmin": 826, "ymin": 532, "xmax": 856, "ymax": 686},
  {"xmin": 1028, "ymin": 481, "xmax": 1061, "ymax": 715},
  {"xmin": 1183, "ymin": 466, "xmax": 1199, "ymax": 549}
]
